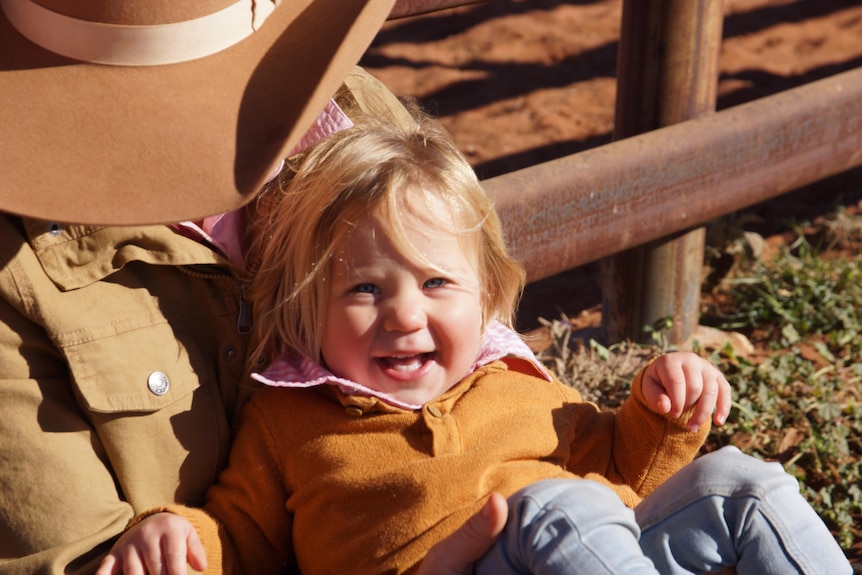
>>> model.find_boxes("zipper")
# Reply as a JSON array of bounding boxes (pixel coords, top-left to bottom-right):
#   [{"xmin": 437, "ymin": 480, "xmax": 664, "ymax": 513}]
[
  {"xmin": 237, "ymin": 284, "xmax": 253, "ymax": 335},
  {"xmin": 178, "ymin": 265, "xmax": 252, "ymax": 335}
]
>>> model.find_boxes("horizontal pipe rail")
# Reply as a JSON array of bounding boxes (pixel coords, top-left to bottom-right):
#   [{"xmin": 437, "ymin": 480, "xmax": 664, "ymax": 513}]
[
  {"xmin": 485, "ymin": 66, "xmax": 862, "ymax": 282},
  {"xmin": 389, "ymin": 0, "xmax": 484, "ymax": 19}
]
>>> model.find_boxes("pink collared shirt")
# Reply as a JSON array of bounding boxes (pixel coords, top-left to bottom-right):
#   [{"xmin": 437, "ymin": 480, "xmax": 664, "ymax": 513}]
[{"xmin": 252, "ymin": 321, "xmax": 553, "ymax": 410}]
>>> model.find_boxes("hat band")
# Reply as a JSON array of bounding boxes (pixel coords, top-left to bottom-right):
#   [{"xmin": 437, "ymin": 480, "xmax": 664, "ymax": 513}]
[{"xmin": 1, "ymin": 0, "xmax": 276, "ymax": 66}]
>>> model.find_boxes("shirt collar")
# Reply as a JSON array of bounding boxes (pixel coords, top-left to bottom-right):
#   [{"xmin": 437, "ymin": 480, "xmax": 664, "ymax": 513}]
[{"xmin": 251, "ymin": 321, "xmax": 553, "ymax": 410}]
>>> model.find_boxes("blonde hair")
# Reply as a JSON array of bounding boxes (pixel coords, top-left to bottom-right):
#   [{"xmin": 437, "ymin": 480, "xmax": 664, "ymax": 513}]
[{"xmin": 246, "ymin": 101, "xmax": 525, "ymax": 367}]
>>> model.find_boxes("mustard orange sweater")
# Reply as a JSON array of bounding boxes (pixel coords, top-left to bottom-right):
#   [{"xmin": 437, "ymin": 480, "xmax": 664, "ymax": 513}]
[{"xmin": 162, "ymin": 358, "xmax": 708, "ymax": 575}]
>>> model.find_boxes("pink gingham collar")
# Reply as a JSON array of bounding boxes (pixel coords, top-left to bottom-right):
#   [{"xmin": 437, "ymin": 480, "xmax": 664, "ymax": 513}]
[
  {"xmin": 251, "ymin": 321, "xmax": 553, "ymax": 410},
  {"xmin": 174, "ymin": 99, "xmax": 353, "ymax": 268}
]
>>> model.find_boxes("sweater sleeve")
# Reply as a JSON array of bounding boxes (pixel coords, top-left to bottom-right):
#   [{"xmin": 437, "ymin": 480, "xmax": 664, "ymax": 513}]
[
  {"xmin": 201, "ymin": 397, "xmax": 298, "ymax": 575},
  {"xmin": 563, "ymin": 360, "xmax": 709, "ymax": 505},
  {"xmin": 135, "ymin": 397, "xmax": 298, "ymax": 575},
  {"xmin": 612, "ymin": 363, "xmax": 711, "ymax": 497}
]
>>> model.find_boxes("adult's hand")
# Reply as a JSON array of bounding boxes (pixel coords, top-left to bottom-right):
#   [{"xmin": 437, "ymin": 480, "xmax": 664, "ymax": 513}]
[{"xmin": 416, "ymin": 492, "xmax": 508, "ymax": 575}]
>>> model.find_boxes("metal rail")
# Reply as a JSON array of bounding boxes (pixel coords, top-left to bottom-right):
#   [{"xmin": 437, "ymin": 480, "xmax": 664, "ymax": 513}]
[
  {"xmin": 485, "ymin": 66, "xmax": 862, "ymax": 280},
  {"xmin": 389, "ymin": 0, "xmax": 484, "ymax": 19}
]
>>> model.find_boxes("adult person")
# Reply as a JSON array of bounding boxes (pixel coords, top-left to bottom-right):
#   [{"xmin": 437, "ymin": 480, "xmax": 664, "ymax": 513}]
[{"xmin": 0, "ymin": 1, "xmax": 503, "ymax": 573}]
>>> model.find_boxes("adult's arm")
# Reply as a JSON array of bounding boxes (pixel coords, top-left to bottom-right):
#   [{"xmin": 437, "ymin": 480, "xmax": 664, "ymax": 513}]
[{"xmin": 0, "ymin": 284, "xmax": 131, "ymax": 574}]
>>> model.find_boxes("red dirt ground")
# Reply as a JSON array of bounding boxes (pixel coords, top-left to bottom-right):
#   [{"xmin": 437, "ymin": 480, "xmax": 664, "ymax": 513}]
[{"xmin": 362, "ymin": 0, "xmax": 862, "ymax": 332}]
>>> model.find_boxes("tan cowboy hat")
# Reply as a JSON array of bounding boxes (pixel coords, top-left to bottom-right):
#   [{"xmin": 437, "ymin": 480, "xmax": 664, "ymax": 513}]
[{"xmin": 0, "ymin": 0, "xmax": 395, "ymax": 225}]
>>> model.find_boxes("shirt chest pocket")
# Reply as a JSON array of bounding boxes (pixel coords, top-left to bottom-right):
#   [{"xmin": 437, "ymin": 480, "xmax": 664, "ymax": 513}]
[
  {"xmin": 60, "ymin": 315, "xmax": 230, "ymax": 509},
  {"xmin": 64, "ymin": 318, "xmax": 203, "ymax": 414}
]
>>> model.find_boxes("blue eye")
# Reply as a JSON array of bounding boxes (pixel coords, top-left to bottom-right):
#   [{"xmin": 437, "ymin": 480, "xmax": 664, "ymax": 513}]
[
  {"xmin": 352, "ymin": 283, "xmax": 378, "ymax": 294},
  {"xmin": 424, "ymin": 278, "xmax": 446, "ymax": 289}
]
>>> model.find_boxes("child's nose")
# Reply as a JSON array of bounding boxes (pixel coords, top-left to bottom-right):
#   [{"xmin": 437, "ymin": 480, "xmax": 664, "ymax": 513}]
[{"xmin": 382, "ymin": 294, "xmax": 426, "ymax": 332}]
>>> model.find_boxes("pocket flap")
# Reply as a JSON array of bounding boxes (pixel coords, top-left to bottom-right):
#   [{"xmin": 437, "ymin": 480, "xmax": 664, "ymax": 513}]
[{"xmin": 65, "ymin": 320, "xmax": 203, "ymax": 414}]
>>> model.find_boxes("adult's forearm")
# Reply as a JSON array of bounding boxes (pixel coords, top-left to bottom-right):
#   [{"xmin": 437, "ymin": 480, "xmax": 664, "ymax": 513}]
[{"xmin": 0, "ymin": 299, "xmax": 133, "ymax": 574}]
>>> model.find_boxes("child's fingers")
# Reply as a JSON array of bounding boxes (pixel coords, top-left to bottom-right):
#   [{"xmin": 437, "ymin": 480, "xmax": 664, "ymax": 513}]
[
  {"xmin": 96, "ymin": 547, "xmax": 148, "ymax": 575},
  {"xmin": 641, "ymin": 375, "xmax": 672, "ymax": 416},
  {"xmin": 186, "ymin": 527, "xmax": 209, "ymax": 572},
  {"xmin": 94, "ymin": 553, "xmax": 120, "ymax": 575},
  {"xmin": 686, "ymin": 371, "xmax": 719, "ymax": 431},
  {"xmin": 118, "ymin": 546, "xmax": 149, "ymax": 575},
  {"xmin": 154, "ymin": 524, "xmax": 207, "ymax": 575},
  {"xmin": 645, "ymin": 353, "xmax": 733, "ymax": 430},
  {"xmin": 713, "ymin": 372, "xmax": 732, "ymax": 426},
  {"xmin": 667, "ymin": 360, "xmax": 695, "ymax": 418},
  {"xmin": 686, "ymin": 367, "xmax": 732, "ymax": 431},
  {"xmin": 647, "ymin": 357, "xmax": 688, "ymax": 418},
  {"xmin": 162, "ymin": 532, "xmax": 192, "ymax": 575}
]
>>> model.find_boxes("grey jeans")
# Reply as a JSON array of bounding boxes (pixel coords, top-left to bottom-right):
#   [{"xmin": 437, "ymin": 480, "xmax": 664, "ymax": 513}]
[{"xmin": 475, "ymin": 447, "xmax": 850, "ymax": 574}]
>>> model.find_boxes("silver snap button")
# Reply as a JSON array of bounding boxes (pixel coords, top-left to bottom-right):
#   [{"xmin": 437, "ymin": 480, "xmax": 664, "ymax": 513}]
[
  {"xmin": 147, "ymin": 371, "xmax": 170, "ymax": 396},
  {"xmin": 47, "ymin": 223, "xmax": 63, "ymax": 237}
]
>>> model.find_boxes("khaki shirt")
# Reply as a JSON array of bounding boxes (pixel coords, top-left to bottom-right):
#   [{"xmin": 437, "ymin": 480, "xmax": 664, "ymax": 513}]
[
  {"xmin": 0, "ymin": 217, "xmax": 260, "ymax": 574},
  {"xmin": 0, "ymin": 67, "xmax": 412, "ymax": 575}
]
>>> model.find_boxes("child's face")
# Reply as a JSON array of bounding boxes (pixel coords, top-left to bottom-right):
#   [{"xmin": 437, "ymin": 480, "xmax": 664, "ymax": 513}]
[{"xmin": 321, "ymin": 206, "xmax": 484, "ymax": 406}]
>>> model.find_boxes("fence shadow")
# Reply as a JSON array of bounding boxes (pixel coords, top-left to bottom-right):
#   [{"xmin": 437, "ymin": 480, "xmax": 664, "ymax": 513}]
[
  {"xmin": 718, "ymin": 54, "xmax": 862, "ymax": 109},
  {"xmin": 364, "ymin": 0, "xmax": 861, "ymax": 178},
  {"xmin": 366, "ymin": 0, "xmax": 857, "ymax": 115},
  {"xmin": 377, "ymin": 0, "xmax": 606, "ymax": 46},
  {"xmin": 474, "ymin": 53, "xmax": 862, "ymax": 178}
]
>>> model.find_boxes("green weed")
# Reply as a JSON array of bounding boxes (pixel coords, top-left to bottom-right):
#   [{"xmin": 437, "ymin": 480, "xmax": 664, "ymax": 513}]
[
  {"xmin": 535, "ymin": 208, "xmax": 862, "ymax": 556},
  {"xmin": 703, "ymin": 225, "xmax": 862, "ymax": 550}
]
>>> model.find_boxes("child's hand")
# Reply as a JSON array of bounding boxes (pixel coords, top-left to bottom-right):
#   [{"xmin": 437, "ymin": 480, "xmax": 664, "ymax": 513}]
[
  {"xmin": 95, "ymin": 512, "xmax": 207, "ymax": 575},
  {"xmin": 641, "ymin": 352, "xmax": 731, "ymax": 432}
]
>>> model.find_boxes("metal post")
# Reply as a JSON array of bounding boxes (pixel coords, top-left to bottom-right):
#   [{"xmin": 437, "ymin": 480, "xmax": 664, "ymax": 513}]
[{"xmin": 601, "ymin": 0, "xmax": 724, "ymax": 344}]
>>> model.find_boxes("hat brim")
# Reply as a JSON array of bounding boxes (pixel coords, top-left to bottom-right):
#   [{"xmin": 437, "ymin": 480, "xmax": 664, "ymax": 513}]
[{"xmin": 0, "ymin": 0, "xmax": 395, "ymax": 225}]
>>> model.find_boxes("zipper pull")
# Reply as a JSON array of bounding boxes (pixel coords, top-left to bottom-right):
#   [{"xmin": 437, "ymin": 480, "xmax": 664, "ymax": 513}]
[{"xmin": 237, "ymin": 286, "xmax": 253, "ymax": 335}]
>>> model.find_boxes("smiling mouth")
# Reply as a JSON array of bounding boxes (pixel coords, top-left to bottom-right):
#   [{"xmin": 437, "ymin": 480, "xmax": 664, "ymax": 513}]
[{"xmin": 379, "ymin": 353, "xmax": 433, "ymax": 372}]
